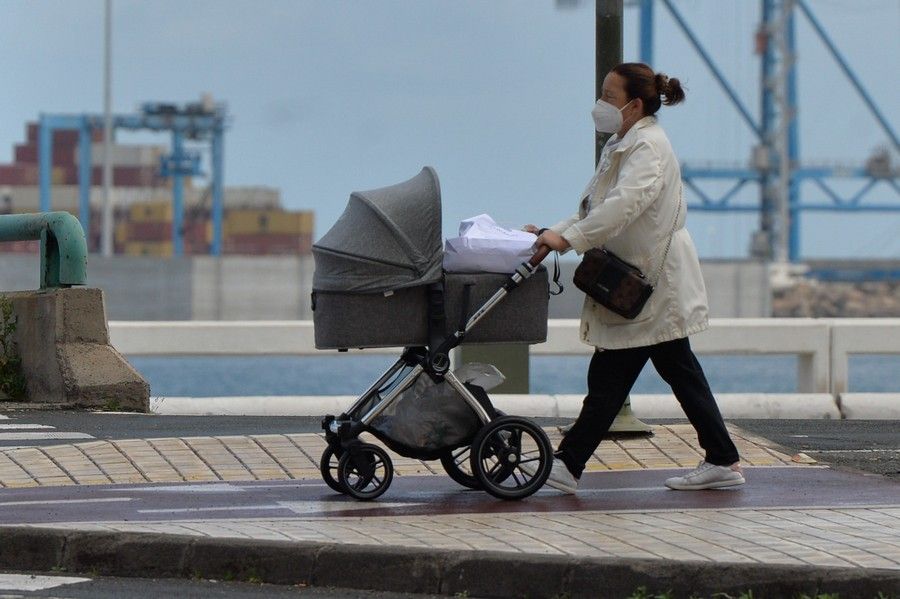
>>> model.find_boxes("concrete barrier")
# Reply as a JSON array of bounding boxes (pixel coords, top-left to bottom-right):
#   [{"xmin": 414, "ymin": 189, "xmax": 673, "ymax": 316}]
[
  {"xmin": 838, "ymin": 393, "xmax": 900, "ymax": 420},
  {"xmin": 830, "ymin": 319, "xmax": 900, "ymax": 395},
  {"xmin": 7, "ymin": 288, "xmax": 149, "ymax": 410}
]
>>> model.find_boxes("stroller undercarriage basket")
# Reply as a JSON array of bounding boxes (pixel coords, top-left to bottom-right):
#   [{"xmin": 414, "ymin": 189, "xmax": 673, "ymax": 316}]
[{"xmin": 367, "ymin": 363, "xmax": 502, "ymax": 460}]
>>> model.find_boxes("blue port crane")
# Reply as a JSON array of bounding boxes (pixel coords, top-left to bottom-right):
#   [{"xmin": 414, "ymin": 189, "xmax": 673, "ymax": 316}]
[
  {"xmin": 634, "ymin": 0, "xmax": 899, "ymax": 265},
  {"xmin": 37, "ymin": 99, "xmax": 227, "ymax": 256}
]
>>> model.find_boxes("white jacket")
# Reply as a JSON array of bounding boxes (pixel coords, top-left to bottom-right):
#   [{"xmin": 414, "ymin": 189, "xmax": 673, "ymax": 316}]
[{"xmin": 551, "ymin": 116, "xmax": 709, "ymax": 350}]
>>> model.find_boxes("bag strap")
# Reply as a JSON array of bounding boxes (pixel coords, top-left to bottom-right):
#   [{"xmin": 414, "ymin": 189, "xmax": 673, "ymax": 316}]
[
  {"xmin": 648, "ymin": 183, "xmax": 683, "ymax": 287},
  {"xmin": 536, "ymin": 228, "xmax": 564, "ymax": 296},
  {"xmin": 549, "ymin": 250, "xmax": 564, "ymax": 295}
]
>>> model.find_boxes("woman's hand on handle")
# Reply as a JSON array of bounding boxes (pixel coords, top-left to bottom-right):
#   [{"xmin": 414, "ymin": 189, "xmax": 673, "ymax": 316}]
[
  {"xmin": 529, "ymin": 231, "xmax": 570, "ymax": 266},
  {"xmin": 535, "ymin": 230, "xmax": 570, "ymax": 252}
]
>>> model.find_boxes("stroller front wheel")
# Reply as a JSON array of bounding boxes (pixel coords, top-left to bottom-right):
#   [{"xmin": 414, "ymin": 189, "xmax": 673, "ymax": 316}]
[
  {"xmin": 338, "ymin": 444, "xmax": 394, "ymax": 501},
  {"xmin": 470, "ymin": 415, "xmax": 552, "ymax": 500}
]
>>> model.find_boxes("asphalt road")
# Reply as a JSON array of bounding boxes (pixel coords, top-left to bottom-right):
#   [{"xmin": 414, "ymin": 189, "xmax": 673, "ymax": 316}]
[
  {"xmin": 0, "ymin": 572, "xmax": 454, "ymax": 599},
  {"xmin": 1, "ymin": 410, "xmax": 898, "ymax": 479}
]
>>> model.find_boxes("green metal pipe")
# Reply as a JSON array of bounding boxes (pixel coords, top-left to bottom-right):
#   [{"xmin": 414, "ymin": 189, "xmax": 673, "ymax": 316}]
[{"xmin": 0, "ymin": 212, "xmax": 88, "ymax": 288}]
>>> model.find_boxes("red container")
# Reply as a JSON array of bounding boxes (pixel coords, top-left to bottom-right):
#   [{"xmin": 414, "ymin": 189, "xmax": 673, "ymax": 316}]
[
  {"xmin": 90, "ymin": 166, "xmax": 163, "ymax": 187},
  {"xmin": 14, "ymin": 144, "xmax": 77, "ymax": 166},
  {"xmin": 223, "ymin": 232, "xmax": 310, "ymax": 255},
  {"xmin": 0, "ymin": 164, "xmax": 39, "ymax": 185},
  {"xmin": 127, "ymin": 221, "xmax": 172, "ymax": 242},
  {"xmin": 25, "ymin": 123, "xmax": 85, "ymax": 147},
  {"xmin": 0, "ymin": 240, "xmax": 40, "ymax": 254}
]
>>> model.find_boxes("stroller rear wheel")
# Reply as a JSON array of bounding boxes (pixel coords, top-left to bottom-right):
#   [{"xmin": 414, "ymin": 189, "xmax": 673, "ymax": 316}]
[
  {"xmin": 319, "ymin": 445, "xmax": 346, "ymax": 494},
  {"xmin": 338, "ymin": 443, "xmax": 394, "ymax": 501},
  {"xmin": 439, "ymin": 446, "xmax": 480, "ymax": 490},
  {"xmin": 470, "ymin": 415, "xmax": 552, "ymax": 500}
]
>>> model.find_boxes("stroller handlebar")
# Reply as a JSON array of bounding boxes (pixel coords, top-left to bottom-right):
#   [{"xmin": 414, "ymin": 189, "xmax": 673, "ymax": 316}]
[{"xmin": 529, "ymin": 244, "xmax": 552, "ymax": 267}]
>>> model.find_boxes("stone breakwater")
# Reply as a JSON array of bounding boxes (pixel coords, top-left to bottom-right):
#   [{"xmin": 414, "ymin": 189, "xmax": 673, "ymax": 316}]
[{"xmin": 773, "ymin": 281, "xmax": 900, "ymax": 317}]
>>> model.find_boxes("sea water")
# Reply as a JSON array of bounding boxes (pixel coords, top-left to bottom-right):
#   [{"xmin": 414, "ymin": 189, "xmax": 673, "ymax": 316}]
[{"xmin": 129, "ymin": 354, "xmax": 899, "ymax": 397}]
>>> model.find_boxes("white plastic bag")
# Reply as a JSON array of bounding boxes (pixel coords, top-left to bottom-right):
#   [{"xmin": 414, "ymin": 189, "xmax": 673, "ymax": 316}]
[{"xmin": 443, "ymin": 214, "xmax": 536, "ymax": 273}]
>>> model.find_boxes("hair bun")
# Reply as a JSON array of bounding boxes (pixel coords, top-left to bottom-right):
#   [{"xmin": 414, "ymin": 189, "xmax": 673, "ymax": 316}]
[{"xmin": 655, "ymin": 73, "xmax": 670, "ymax": 96}]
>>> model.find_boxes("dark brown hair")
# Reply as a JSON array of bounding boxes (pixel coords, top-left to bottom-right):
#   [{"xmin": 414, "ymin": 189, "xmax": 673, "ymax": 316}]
[{"xmin": 611, "ymin": 63, "xmax": 685, "ymax": 116}]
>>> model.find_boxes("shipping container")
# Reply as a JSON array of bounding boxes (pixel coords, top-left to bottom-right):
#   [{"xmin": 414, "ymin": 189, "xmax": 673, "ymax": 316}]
[
  {"xmin": 125, "ymin": 221, "xmax": 172, "ymax": 242},
  {"xmin": 90, "ymin": 166, "xmax": 164, "ymax": 187},
  {"xmin": 26, "ymin": 124, "xmax": 103, "ymax": 145},
  {"xmin": 129, "ymin": 201, "xmax": 173, "ymax": 223},
  {"xmin": 14, "ymin": 144, "xmax": 77, "ymax": 166},
  {"xmin": 224, "ymin": 209, "xmax": 314, "ymax": 236},
  {"xmin": 79, "ymin": 143, "xmax": 165, "ymax": 168},
  {"xmin": 182, "ymin": 221, "xmax": 212, "ymax": 244},
  {"xmin": 114, "ymin": 222, "xmax": 129, "ymax": 244},
  {"xmin": 0, "ymin": 165, "xmax": 39, "ymax": 185},
  {"xmin": 0, "ymin": 240, "xmax": 41, "ymax": 254},
  {"xmin": 123, "ymin": 241, "xmax": 173, "ymax": 257},
  {"xmin": 222, "ymin": 232, "xmax": 312, "ymax": 255}
]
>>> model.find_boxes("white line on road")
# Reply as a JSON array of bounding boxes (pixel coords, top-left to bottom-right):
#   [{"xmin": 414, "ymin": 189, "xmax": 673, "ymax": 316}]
[
  {"xmin": 0, "ymin": 432, "xmax": 94, "ymax": 441},
  {"xmin": 279, "ymin": 501, "xmax": 428, "ymax": 515},
  {"xmin": 811, "ymin": 449, "xmax": 900, "ymax": 453},
  {"xmin": 138, "ymin": 505, "xmax": 290, "ymax": 514},
  {"xmin": 0, "ymin": 498, "xmax": 132, "ymax": 507},
  {"xmin": 0, "ymin": 573, "xmax": 91, "ymax": 591},
  {"xmin": 104, "ymin": 483, "xmax": 244, "ymax": 493},
  {"xmin": 0, "ymin": 424, "xmax": 56, "ymax": 430}
]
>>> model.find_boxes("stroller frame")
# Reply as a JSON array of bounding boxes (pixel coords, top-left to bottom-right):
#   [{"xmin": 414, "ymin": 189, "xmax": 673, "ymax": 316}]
[{"xmin": 321, "ymin": 250, "xmax": 555, "ymax": 501}]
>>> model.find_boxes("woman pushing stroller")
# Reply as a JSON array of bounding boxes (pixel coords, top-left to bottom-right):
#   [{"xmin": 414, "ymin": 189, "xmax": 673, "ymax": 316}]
[{"xmin": 525, "ymin": 63, "xmax": 744, "ymax": 494}]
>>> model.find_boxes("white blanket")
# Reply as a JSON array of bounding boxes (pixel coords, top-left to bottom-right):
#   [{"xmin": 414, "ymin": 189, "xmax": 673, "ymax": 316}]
[{"xmin": 443, "ymin": 214, "xmax": 536, "ymax": 274}]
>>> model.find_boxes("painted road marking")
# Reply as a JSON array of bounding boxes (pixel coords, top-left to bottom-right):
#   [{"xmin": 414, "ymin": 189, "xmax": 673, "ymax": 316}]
[
  {"xmin": 0, "ymin": 424, "xmax": 56, "ymax": 430},
  {"xmin": 0, "ymin": 573, "xmax": 90, "ymax": 591},
  {"xmin": 0, "ymin": 432, "xmax": 94, "ymax": 441},
  {"xmin": 0, "ymin": 498, "xmax": 132, "ymax": 508},
  {"xmin": 138, "ymin": 505, "xmax": 290, "ymax": 514},
  {"xmin": 812, "ymin": 449, "xmax": 900, "ymax": 453},
  {"xmin": 279, "ymin": 501, "xmax": 429, "ymax": 515},
  {"xmin": 104, "ymin": 483, "xmax": 245, "ymax": 493}
]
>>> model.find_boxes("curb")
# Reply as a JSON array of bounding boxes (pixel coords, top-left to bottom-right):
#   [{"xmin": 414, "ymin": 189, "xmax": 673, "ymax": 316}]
[
  {"xmin": 149, "ymin": 393, "xmax": 845, "ymax": 419},
  {"xmin": 1, "ymin": 527, "xmax": 898, "ymax": 598}
]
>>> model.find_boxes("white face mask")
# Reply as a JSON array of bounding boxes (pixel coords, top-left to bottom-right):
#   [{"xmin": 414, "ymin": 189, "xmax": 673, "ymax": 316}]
[{"xmin": 591, "ymin": 98, "xmax": 633, "ymax": 134}]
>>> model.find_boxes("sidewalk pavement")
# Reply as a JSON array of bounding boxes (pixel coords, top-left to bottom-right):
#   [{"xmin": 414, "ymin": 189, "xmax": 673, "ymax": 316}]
[{"xmin": 1, "ymin": 423, "xmax": 898, "ymax": 598}]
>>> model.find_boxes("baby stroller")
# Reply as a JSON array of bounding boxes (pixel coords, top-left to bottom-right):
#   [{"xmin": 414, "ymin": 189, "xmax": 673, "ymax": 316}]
[{"xmin": 311, "ymin": 167, "xmax": 554, "ymax": 501}]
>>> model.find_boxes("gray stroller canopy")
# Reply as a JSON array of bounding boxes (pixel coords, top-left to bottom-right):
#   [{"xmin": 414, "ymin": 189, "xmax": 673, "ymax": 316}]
[{"xmin": 313, "ymin": 167, "xmax": 443, "ymax": 293}]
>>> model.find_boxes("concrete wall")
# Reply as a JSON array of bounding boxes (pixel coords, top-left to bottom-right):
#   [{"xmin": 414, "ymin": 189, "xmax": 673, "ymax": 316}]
[
  {"xmin": 0, "ymin": 253, "xmax": 766, "ymax": 320},
  {"xmin": 548, "ymin": 259, "xmax": 769, "ymax": 318},
  {"xmin": 0, "ymin": 253, "xmax": 316, "ymax": 320}
]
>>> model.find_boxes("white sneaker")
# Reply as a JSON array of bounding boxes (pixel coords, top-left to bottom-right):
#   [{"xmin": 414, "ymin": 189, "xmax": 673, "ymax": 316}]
[
  {"xmin": 520, "ymin": 457, "xmax": 578, "ymax": 494},
  {"xmin": 665, "ymin": 461, "xmax": 745, "ymax": 491}
]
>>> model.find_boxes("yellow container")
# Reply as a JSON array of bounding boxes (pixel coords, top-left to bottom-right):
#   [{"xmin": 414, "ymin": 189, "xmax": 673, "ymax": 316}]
[
  {"xmin": 223, "ymin": 210, "xmax": 307, "ymax": 236},
  {"xmin": 51, "ymin": 167, "xmax": 68, "ymax": 185},
  {"xmin": 123, "ymin": 241, "xmax": 173, "ymax": 257},
  {"xmin": 114, "ymin": 223, "xmax": 129, "ymax": 243},
  {"xmin": 298, "ymin": 211, "xmax": 314, "ymax": 235},
  {"xmin": 130, "ymin": 201, "xmax": 173, "ymax": 223}
]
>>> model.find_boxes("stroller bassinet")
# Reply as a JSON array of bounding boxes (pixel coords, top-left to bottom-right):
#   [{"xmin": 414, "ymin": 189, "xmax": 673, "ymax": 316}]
[
  {"xmin": 311, "ymin": 167, "xmax": 548, "ymax": 349},
  {"xmin": 312, "ymin": 167, "xmax": 554, "ymax": 501}
]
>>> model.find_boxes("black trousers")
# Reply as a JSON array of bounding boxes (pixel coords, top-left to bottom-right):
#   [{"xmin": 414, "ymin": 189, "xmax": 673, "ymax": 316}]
[{"xmin": 556, "ymin": 336, "xmax": 740, "ymax": 478}]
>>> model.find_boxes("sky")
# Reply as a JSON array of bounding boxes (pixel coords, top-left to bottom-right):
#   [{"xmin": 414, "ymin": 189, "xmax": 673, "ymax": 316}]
[{"xmin": 1, "ymin": 0, "xmax": 898, "ymax": 259}]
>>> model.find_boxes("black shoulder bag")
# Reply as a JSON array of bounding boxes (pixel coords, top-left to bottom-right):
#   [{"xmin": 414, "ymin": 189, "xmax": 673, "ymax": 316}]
[{"xmin": 573, "ymin": 187, "xmax": 682, "ymax": 319}]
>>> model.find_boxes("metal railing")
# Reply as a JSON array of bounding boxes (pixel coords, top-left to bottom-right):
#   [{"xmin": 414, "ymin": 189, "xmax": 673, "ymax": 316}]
[
  {"xmin": 108, "ymin": 318, "xmax": 900, "ymax": 396},
  {"xmin": 0, "ymin": 212, "xmax": 87, "ymax": 288}
]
